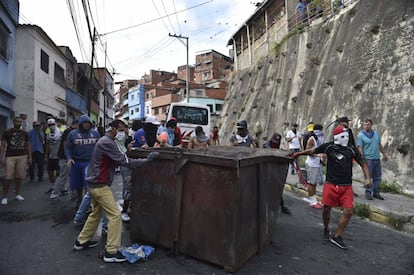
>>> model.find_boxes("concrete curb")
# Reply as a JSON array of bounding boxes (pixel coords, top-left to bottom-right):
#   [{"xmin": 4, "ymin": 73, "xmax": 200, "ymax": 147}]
[{"xmin": 283, "ymin": 183, "xmax": 414, "ymax": 235}]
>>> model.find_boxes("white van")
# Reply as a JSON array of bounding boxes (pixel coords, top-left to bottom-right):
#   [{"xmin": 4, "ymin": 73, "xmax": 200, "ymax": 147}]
[{"xmin": 166, "ymin": 102, "xmax": 211, "ymax": 141}]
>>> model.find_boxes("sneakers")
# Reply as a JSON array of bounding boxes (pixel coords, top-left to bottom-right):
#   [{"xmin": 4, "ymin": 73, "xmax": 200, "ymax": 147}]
[
  {"xmin": 73, "ymin": 219, "xmax": 86, "ymax": 225},
  {"xmin": 15, "ymin": 195, "xmax": 24, "ymax": 201},
  {"xmin": 365, "ymin": 193, "xmax": 373, "ymax": 200},
  {"xmin": 323, "ymin": 229, "xmax": 331, "ymax": 242},
  {"xmin": 281, "ymin": 206, "xmax": 291, "ymax": 215},
  {"xmin": 1, "ymin": 198, "xmax": 7, "ymax": 205},
  {"xmin": 103, "ymin": 250, "xmax": 127, "ymax": 263},
  {"xmin": 50, "ymin": 193, "xmax": 60, "ymax": 199},
  {"xmin": 45, "ymin": 188, "xmax": 53, "ymax": 194},
  {"xmin": 373, "ymin": 194, "xmax": 384, "ymax": 200},
  {"xmin": 330, "ymin": 235, "xmax": 348, "ymax": 250},
  {"xmin": 121, "ymin": 212, "xmax": 131, "ymax": 222},
  {"xmin": 73, "ymin": 240, "xmax": 99, "ymax": 250}
]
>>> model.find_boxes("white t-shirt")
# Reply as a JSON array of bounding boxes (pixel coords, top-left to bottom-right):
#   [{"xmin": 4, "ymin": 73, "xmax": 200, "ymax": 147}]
[
  {"xmin": 286, "ymin": 130, "xmax": 302, "ymax": 150},
  {"xmin": 306, "ymin": 136, "xmax": 320, "ymax": 167}
]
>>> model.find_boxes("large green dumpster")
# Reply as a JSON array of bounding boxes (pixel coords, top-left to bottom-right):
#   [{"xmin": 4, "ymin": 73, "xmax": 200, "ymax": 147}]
[{"xmin": 129, "ymin": 146, "xmax": 290, "ymax": 272}]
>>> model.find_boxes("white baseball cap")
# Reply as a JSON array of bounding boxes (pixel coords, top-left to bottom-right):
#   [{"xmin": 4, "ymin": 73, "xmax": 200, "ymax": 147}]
[
  {"xmin": 47, "ymin": 118, "xmax": 56, "ymax": 125},
  {"xmin": 144, "ymin": 115, "xmax": 161, "ymax": 125}
]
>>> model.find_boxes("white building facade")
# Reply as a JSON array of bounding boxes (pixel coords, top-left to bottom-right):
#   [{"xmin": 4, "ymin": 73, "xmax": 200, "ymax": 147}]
[{"xmin": 14, "ymin": 24, "xmax": 67, "ymax": 126}]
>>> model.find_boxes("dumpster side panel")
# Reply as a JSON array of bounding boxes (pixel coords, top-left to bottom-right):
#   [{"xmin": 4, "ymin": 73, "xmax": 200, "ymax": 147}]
[
  {"xmin": 178, "ymin": 163, "xmax": 259, "ymax": 272},
  {"xmin": 257, "ymin": 161, "xmax": 289, "ymax": 251},
  {"xmin": 130, "ymin": 159, "xmax": 177, "ymax": 247}
]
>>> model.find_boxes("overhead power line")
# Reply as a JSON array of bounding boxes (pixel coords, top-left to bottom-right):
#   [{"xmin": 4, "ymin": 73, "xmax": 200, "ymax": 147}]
[{"xmin": 99, "ymin": 0, "xmax": 213, "ymax": 37}]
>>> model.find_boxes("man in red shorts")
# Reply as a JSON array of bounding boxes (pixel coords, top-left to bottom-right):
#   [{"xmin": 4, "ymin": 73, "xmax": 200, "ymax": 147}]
[{"xmin": 291, "ymin": 125, "xmax": 371, "ymax": 250}]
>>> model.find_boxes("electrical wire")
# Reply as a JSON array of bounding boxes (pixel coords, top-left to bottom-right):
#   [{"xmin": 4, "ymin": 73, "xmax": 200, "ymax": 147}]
[
  {"xmin": 161, "ymin": 0, "xmax": 177, "ymax": 34},
  {"xmin": 172, "ymin": 0, "xmax": 182, "ymax": 35},
  {"xmin": 100, "ymin": 0, "xmax": 213, "ymax": 37},
  {"xmin": 152, "ymin": 0, "xmax": 174, "ymax": 34}
]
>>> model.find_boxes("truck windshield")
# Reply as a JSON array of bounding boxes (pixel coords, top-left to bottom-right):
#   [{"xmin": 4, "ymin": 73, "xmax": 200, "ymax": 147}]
[{"xmin": 171, "ymin": 106, "xmax": 209, "ymax": 125}]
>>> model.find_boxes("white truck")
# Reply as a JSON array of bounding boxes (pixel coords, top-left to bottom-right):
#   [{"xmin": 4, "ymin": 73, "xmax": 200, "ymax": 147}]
[{"xmin": 166, "ymin": 102, "xmax": 211, "ymax": 143}]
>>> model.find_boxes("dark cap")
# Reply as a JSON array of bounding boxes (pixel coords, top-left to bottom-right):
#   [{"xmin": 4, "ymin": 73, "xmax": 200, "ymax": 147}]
[
  {"xmin": 236, "ymin": 120, "xmax": 247, "ymax": 129},
  {"xmin": 292, "ymin": 123, "xmax": 298, "ymax": 127},
  {"xmin": 32, "ymin": 121, "xmax": 41, "ymax": 126},
  {"xmin": 338, "ymin": 116, "xmax": 350, "ymax": 123},
  {"xmin": 314, "ymin": 124, "xmax": 323, "ymax": 130}
]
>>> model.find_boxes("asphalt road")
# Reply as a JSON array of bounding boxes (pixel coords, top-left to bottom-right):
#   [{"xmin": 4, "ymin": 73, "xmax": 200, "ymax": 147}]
[{"xmin": 0, "ymin": 175, "xmax": 413, "ymax": 275}]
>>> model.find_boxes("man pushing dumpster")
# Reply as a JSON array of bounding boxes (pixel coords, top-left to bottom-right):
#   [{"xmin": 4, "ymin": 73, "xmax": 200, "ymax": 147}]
[
  {"xmin": 73, "ymin": 119, "xmax": 159, "ymax": 263},
  {"xmin": 290, "ymin": 125, "xmax": 371, "ymax": 250}
]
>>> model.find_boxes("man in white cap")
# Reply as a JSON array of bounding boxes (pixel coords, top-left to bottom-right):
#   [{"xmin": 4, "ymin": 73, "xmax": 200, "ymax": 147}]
[
  {"xmin": 45, "ymin": 118, "xmax": 62, "ymax": 193},
  {"xmin": 291, "ymin": 125, "xmax": 371, "ymax": 250}
]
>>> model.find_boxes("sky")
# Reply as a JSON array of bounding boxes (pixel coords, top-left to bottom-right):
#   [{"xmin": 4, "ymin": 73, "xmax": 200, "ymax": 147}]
[{"xmin": 18, "ymin": 0, "xmax": 258, "ymax": 83}]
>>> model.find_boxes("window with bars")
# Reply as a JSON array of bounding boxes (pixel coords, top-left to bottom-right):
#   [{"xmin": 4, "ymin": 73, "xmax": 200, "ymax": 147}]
[
  {"xmin": 41, "ymin": 49, "xmax": 49, "ymax": 73},
  {"xmin": 0, "ymin": 21, "xmax": 11, "ymax": 61},
  {"xmin": 54, "ymin": 62, "xmax": 65, "ymax": 87}
]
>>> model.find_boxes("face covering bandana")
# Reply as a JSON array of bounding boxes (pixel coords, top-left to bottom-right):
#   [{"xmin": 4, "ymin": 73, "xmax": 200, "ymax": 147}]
[
  {"xmin": 334, "ymin": 131, "xmax": 349, "ymax": 147},
  {"xmin": 115, "ymin": 131, "xmax": 126, "ymax": 141}
]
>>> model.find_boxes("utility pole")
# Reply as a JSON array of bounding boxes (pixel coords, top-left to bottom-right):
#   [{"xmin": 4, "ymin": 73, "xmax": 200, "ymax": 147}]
[
  {"xmin": 88, "ymin": 27, "xmax": 97, "ymax": 117},
  {"xmin": 103, "ymin": 42, "xmax": 107, "ymax": 127},
  {"xmin": 169, "ymin": 33, "xmax": 189, "ymax": 103}
]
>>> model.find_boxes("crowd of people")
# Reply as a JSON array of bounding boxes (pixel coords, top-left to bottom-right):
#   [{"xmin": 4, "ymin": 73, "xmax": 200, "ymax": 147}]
[{"xmin": 0, "ymin": 112, "xmax": 388, "ymax": 259}]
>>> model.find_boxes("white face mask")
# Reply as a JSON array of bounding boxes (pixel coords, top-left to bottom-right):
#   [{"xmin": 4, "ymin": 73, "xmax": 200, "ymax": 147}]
[
  {"xmin": 115, "ymin": 131, "xmax": 126, "ymax": 141},
  {"xmin": 49, "ymin": 125, "xmax": 56, "ymax": 131},
  {"xmin": 334, "ymin": 131, "xmax": 349, "ymax": 147}
]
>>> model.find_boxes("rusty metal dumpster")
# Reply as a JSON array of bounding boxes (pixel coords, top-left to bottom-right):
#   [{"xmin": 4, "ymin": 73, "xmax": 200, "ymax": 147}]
[{"xmin": 129, "ymin": 146, "xmax": 290, "ymax": 272}]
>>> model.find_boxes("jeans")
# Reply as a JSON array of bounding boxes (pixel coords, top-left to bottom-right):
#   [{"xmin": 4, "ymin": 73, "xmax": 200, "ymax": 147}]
[
  {"xmin": 74, "ymin": 192, "xmax": 91, "ymax": 222},
  {"xmin": 29, "ymin": 151, "xmax": 44, "ymax": 180},
  {"xmin": 77, "ymin": 185, "xmax": 122, "ymax": 253},
  {"xmin": 74, "ymin": 191, "xmax": 108, "ymax": 228},
  {"xmin": 51, "ymin": 159, "xmax": 69, "ymax": 195},
  {"xmin": 365, "ymin": 159, "xmax": 382, "ymax": 195}
]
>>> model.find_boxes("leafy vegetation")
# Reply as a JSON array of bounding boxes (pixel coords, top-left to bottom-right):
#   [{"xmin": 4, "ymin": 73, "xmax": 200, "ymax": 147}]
[
  {"xmin": 353, "ymin": 203, "xmax": 371, "ymax": 218},
  {"xmin": 380, "ymin": 180, "xmax": 403, "ymax": 194},
  {"xmin": 272, "ymin": 26, "xmax": 304, "ymax": 56}
]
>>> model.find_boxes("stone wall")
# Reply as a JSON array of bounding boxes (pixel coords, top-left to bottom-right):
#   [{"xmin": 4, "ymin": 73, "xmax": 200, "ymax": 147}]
[{"xmin": 219, "ymin": 0, "xmax": 414, "ymax": 194}]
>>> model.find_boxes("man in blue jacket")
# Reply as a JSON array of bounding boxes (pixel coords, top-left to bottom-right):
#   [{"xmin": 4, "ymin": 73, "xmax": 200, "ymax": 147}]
[{"xmin": 65, "ymin": 115, "xmax": 100, "ymax": 203}]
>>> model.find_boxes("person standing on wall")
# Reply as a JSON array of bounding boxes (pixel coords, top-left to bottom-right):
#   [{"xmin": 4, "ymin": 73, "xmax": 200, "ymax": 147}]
[{"xmin": 357, "ymin": 118, "xmax": 388, "ymax": 200}]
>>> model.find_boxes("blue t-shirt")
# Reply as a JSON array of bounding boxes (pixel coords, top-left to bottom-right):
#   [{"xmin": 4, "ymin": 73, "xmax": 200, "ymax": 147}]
[{"xmin": 356, "ymin": 131, "xmax": 381, "ymax": 159}]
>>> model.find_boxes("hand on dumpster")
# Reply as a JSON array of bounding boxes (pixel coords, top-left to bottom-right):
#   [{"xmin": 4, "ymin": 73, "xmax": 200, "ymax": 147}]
[
  {"xmin": 290, "ymin": 152, "xmax": 300, "ymax": 159},
  {"xmin": 147, "ymin": 152, "xmax": 159, "ymax": 161}
]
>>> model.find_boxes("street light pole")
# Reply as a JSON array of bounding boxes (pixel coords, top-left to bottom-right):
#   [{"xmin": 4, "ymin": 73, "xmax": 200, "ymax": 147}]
[{"xmin": 169, "ymin": 33, "xmax": 189, "ymax": 103}]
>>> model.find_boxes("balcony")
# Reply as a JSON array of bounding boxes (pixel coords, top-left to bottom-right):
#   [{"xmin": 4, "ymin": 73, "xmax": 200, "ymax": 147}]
[{"xmin": 65, "ymin": 88, "xmax": 87, "ymax": 113}]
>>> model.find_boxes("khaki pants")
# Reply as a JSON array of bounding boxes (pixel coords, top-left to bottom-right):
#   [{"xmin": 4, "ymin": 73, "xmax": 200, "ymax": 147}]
[
  {"xmin": 5, "ymin": 156, "xmax": 27, "ymax": 179},
  {"xmin": 77, "ymin": 185, "xmax": 121, "ymax": 253}
]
